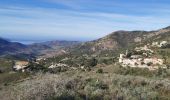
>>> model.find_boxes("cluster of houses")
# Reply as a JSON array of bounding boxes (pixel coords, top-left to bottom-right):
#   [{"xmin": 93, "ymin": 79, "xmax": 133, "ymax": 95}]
[
  {"xmin": 48, "ymin": 63, "xmax": 68, "ymax": 69},
  {"xmin": 151, "ymin": 41, "xmax": 168, "ymax": 48},
  {"xmin": 12, "ymin": 40, "xmax": 169, "ymax": 72},
  {"xmin": 119, "ymin": 41, "xmax": 169, "ymax": 70}
]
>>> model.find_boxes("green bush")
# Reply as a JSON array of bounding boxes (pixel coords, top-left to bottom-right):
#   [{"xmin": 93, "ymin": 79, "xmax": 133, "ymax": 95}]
[
  {"xmin": 28, "ymin": 63, "xmax": 48, "ymax": 72},
  {"xmin": 96, "ymin": 69, "xmax": 103, "ymax": 73},
  {"xmin": 90, "ymin": 58, "xmax": 98, "ymax": 67},
  {"xmin": 48, "ymin": 67, "xmax": 68, "ymax": 74},
  {"xmin": 87, "ymin": 78, "xmax": 109, "ymax": 90}
]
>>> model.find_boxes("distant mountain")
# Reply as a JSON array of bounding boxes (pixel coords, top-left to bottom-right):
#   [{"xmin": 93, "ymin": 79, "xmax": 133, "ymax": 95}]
[
  {"xmin": 28, "ymin": 40, "xmax": 80, "ymax": 57},
  {"xmin": 0, "ymin": 38, "xmax": 28, "ymax": 55},
  {"xmin": 0, "ymin": 37, "xmax": 10, "ymax": 45},
  {"xmin": 1, "ymin": 26, "xmax": 170, "ymax": 59},
  {"xmin": 0, "ymin": 38, "xmax": 80, "ymax": 59},
  {"xmin": 28, "ymin": 44, "xmax": 52, "ymax": 52},
  {"xmin": 35, "ymin": 40, "xmax": 80, "ymax": 49}
]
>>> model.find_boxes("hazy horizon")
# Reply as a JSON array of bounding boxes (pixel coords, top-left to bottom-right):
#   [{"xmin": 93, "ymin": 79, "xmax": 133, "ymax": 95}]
[{"xmin": 1, "ymin": 0, "xmax": 170, "ymax": 43}]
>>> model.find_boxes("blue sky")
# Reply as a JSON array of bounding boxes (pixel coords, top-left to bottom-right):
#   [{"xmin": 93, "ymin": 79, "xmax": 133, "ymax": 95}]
[{"xmin": 0, "ymin": 0, "xmax": 170, "ymax": 43}]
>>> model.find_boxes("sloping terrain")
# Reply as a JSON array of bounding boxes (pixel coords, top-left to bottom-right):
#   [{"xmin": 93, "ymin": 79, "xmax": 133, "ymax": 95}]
[
  {"xmin": 1, "ymin": 65, "xmax": 170, "ymax": 100},
  {"xmin": 30, "ymin": 40, "xmax": 80, "ymax": 57},
  {"xmin": 1, "ymin": 26, "xmax": 169, "ymax": 59},
  {"xmin": 0, "ymin": 26, "xmax": 170, "ymax": 100},
  {"xmin": 40, "ymin": 40, "xmax": 80, "ymax": 49},
  {"xmin": 68, "ymin": 26, "xmax": 170, "ymax": 57},
  {"xmin": 0, "ymin": 38, "xmax": 28, "ymax": 55},
  {"xmin": 0, "ymin": 38, "xmax": 80, "ymax": 59},
  {"xmin": 40, "ymin": 26, "xmax": 170, "ymax": 70}
]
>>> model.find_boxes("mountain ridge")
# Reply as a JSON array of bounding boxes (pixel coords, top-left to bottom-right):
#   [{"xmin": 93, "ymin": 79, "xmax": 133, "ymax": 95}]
[
  {"xmin": 66, "ymin": 26, "xmax": 170, "ymax": 57},
  {"xmin": 0, "ymin": 26, "xmax": 170, "ymax": 58},
  {"xmin": 0, "ymin": 38, "xmax": 80, "ymax": 59}
]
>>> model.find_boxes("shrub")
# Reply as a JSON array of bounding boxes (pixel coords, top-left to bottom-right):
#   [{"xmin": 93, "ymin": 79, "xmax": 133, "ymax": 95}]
[
  {"xmin": 96, "ymin": 69, "xmax": 103, "ymax": 73},
  {"xmin": 83, "ymin": 58, "xmax": 98, "ymax": 68},
  {"xmin": 0, "ymin": 69, "xmax": 3, "ymax": 73},
  {"xmin": 49, "ymin": 93, "xmax": 75, "ymax": 100},
  {"xmin": 65, "ymin": 81, "xmax": 74, "ymax": 90},
  {"xmin": 48, "ymin": 67, "xmax": 68, "ymax": 74},
  {"xmin": 28, "ymin": 63, "xmax": 47, "ymax": 72},
  {"xmin": 147, "ymin": 62, "xmax": 153, "ymax": 66},
  {"xmin": 90, "ymin": 58, "xmax": 98, "ymax": 67},
  {"xmin": 87, "ymin": 78, "xmax": 108, "ymax": 90}
]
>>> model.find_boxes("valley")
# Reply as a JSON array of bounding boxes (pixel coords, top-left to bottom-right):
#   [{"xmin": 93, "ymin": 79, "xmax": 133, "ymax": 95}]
[{"xmin": 0, "ymin": 26, "xmax": 170, "ymax": 100}]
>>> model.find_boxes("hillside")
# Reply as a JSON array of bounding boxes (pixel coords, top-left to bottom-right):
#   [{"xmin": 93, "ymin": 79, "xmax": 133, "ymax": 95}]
[
  {"xmin": 30, "ymin": 40, "xmax": 80, "ymax": 57},
  {"xmin": 0, "ymin": 38, "xmax": 28, "ymax": 55},
  {"xmin": 39, "ymin": 26, "xmax": 170, "ymax": 73},
  {"xmin": 0, "ymin": 26, "xmax": 170, "ymax": 100},
  {"xmin": 68, "ymin": 26, "xmax": 170, "ymax": 57},
  {"xmin": 1, "ymin": 26, "xmax": 169, "ymax": 59},
  {"xmin": 0, "ymin": 38, "xmax": 80, "ymax": 59},
  {"xmin": 40, "ymin": 40, "xmax": 80, "ymax": 49}
]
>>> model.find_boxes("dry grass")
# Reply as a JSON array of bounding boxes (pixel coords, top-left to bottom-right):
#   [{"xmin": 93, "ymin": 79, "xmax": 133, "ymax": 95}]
[{"xmin": 0, "ymin": 65, "xmax": 170, "ymax": 100}]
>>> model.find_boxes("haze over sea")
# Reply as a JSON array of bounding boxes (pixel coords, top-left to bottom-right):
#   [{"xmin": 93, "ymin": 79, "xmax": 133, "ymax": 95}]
[{"xmin": 1, "ymin": 0, "xmax": 170, "ymax": 43}]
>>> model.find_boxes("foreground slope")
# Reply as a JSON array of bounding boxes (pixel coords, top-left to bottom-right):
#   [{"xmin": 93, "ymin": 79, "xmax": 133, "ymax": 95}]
[{"xmin": 1, "ymin": 65, "xmax": 170, "ymax": 100}]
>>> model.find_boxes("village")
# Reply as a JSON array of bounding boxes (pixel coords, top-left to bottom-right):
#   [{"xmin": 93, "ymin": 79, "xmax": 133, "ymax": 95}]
[
  {"xmin": 12, "ymin": 40, "xmax": 170, "ymax": 72},
  {"xmin": 119, "ymin": 41, "xmax": 169, "ymax": 70}
]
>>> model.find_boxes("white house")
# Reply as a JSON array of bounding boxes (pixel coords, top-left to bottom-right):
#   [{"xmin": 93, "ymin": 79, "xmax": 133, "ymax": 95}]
[
  {"xmin": 13, "ymin": 61, "xmax": 29, "ymax": 72},
  {"xmin": 152, "ymin": 41, "xmax": 168, "ymax": 48},
  {"xmin": 159, "ymin": 41, "xmax": 168, "ymax": 47},
  {"xmin": 118, "ymin": 47, "xmax": 164, "ymax": 70},
  {"xmin": 143, "ymin": 58, "xmax": 164, "ymax": 65},
  {"xmin": 119, "ymin": 54, "xmax": 124, "ymax": 63},
  {"xmin": 152, "ymin": 42, "xmax": 159, "ymax": 47}
]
